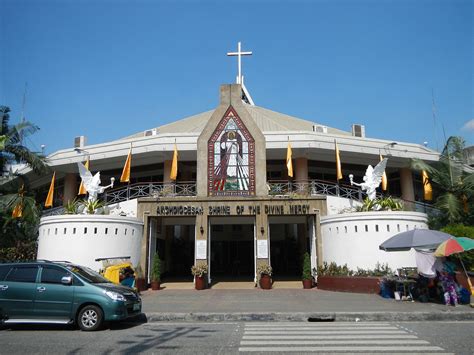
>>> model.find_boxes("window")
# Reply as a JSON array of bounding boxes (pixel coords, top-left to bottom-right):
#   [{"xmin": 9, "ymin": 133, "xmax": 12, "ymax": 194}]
[
  {"xmin": 365, "ymin": 225, "xmax": 368, "ymax": 232},
  {"xmin": 344, "ymin": 226, "xmax": 347, "ymax": 234},
  {"xmin": 355, "ymin": 226, "xmax": 358, "ymax": 233},
  {"xmin": 5, "ymin": 266, "xmax": 38, "ymax": 283},
  {"xmin": 73, "ymin": 228, "xmax": 76, "ymax": 234},
  {"xmin": 115, "ymin": 228, "xmax": 118, "ymax": 235},
  {"xmin": 94, "ymin": 227, "xmax": 98, "ymax": 234},
  {"xmin": 63, "ymin": 228, "xmax": 67, "ymax": 234},
  {"xmin": 105, "ymin": 228, "xmax": 108, "ymax": 235},
  {"xmin": 0, "ymin": 265, "xmax": 11, "ymax": 281},
  {"xmin": 40, "ymin": 266, "xmax": 70, "ymax": 284},
  {"xmin": 84, "ymin": 227, "xmax": 88, "ymax": 234},
  {"xmin": 375, "ymin": 225, "xmax": 379, "ymax": 232},
  {"xmin": 387, "ymin": 225, "xmax": 390, "ymax": 232}
]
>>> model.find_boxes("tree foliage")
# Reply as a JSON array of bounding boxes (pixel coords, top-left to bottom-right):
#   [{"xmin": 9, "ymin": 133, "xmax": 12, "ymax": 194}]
[
  {"xmin": 0, "ymin": 105, "xmax": 48, "ymax": 260},
  {"xmin": 411, "ymin": 136, "xmax": 474, "ymax": 226}
]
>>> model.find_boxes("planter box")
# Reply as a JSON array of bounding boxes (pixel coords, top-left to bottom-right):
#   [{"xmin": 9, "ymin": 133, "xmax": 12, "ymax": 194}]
[{"xmin": 317, "ymin": 275, "xmax": 381, "ymax": 294}]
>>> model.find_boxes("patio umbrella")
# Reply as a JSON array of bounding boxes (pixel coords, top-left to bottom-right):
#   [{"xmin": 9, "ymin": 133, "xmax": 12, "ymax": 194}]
[
  {"xmin": 434, "ymin": 236, "xmax": 474, "ymax": 295},
  {"xmin": 379, "ymin": 229, "xmax": 452, "ymax": 252}
]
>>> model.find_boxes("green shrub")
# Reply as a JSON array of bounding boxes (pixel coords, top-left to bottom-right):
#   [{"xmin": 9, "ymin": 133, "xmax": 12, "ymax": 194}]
[
  {"xmin": 151, "ymin": 252, "xmax": 161, "ymax": 282},
  {"xmin": 302, "ymin": 252, "xmax": 312, "ymax": 280},
  {"xmin": 317, "ymin": 262, "xmax": 394, "ymax": 277}
]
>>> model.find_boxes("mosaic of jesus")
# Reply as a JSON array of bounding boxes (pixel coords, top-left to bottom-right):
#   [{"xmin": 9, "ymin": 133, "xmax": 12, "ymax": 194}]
[{"xmin": 213, "ymin": 119, "xmax": 250, "ymax": 192}]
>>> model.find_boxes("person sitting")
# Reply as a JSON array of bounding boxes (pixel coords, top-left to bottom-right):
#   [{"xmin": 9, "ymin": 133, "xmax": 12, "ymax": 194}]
[
  {"xmin": 439, "ymin": 271, "xmax": 458, "ymax": 306},
  {"xmin": 120, "ymin": 267, "xmax": 135, "ymax": 288}
]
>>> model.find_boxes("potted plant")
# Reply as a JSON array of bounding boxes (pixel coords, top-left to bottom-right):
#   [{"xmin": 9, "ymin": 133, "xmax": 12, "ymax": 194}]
[
  {"xmin": 134, "ymin": 264, "xmax": 146, "ymax": 292},
  {"xmin": 257, "ymin": 263, "xmax": 272, "ymax": 289},
  {"xmin": 191, "ymin": 264, "xmax": 208, "ymax": 290},
  {"xmin": 150, "ymin": 252, "xmax": 161, "ymax": 290},
  {"xmin": 302, "ymin": 252, "xmax": 312, "ymax": 289}
]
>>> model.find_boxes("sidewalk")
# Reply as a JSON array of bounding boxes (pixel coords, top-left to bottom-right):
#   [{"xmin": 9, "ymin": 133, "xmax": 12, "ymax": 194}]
[{"xmin": 140, "ymin": 287, "xmax": 474, "ymax": 322}]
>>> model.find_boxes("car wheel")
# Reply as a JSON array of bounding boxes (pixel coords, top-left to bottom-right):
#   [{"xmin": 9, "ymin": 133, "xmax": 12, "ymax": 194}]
[{"xmin": 77, "ymin": 305, "xmax": 103, "ymax": 331}]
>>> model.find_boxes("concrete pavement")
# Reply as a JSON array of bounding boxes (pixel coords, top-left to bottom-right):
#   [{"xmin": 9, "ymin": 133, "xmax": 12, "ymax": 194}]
[{"xmin": 140, "ymin": 286, "xmax": 474, "ymax": 322}]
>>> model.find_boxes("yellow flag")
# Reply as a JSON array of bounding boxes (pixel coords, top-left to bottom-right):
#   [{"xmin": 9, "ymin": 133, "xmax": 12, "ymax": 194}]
[
  {"xmin": 45, "ymin": 172, "xmax": 56, "ymax": 208},
  {"xmin": 120, "ymin": 146, "xmax": 132, "ymax": 183},
  {"xmin": 422, "ymin": 170, "xmax": 432, "ymax": 201},
  {"xmin": 335, "ymin": 140, "xmax": 342, "ymax": 181},
  {"xmin": 12, "ymin": 184, "xmax": 24, "ymax": 218},
  {"xmin": 286, "ymin": 141, "xmax": 293, "ymax": 178},
  {"xmin": 12, "ymin": 203, "xmax": 22, "ymax": 218},
  {"xmin": 78, "ymin": 157, "xmax": 90, "ymax": 195},
  {"xmin": 380, "ymin": 154, "xmax": 387, "ymax": 191},
  {"xmin": 170, "ymin": 143, "xmax": 178, "ymax": 181}
]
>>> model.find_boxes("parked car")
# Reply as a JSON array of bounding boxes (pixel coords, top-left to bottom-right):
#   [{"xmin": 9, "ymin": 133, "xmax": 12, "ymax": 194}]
[{"xmin": 0, "ymin": 260, "xmax": 142, "ymax": 331}]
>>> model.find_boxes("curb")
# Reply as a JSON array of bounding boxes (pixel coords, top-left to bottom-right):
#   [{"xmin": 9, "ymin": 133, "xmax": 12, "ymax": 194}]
[{"xmin": 143, "ymin": 311, "xmax": 474, "ymax": 323}]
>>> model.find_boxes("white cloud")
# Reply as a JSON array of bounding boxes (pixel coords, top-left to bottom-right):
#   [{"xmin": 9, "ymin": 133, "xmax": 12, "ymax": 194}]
[{"xmin": 462, "ymin": 119, "xmax": 474, "ymax": 131}]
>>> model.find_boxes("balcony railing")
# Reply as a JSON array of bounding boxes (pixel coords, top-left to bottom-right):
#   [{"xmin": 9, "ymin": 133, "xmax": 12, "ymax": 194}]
[
  {"xmin": 104, "ymin": 181, "xmax": 197, "ymax": 204},
  {"xmin": 41, "ymin": 179, "xmax": 437, "ymax": 216},
  {"xmin": 267, "ymin": 180, "xmax": 364, "ymax": 201}
]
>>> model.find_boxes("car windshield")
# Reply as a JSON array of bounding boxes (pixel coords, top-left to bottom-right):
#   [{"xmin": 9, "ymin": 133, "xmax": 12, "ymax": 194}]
[{"xmin": 67, "ymin": 265, "xmax": 111, "ymax": 284}]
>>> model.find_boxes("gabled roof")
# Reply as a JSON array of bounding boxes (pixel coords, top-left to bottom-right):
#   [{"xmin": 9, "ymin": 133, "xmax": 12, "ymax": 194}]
[{"xmin": 123, "ymin": 104, "xmax": 351, "ymax": 140}]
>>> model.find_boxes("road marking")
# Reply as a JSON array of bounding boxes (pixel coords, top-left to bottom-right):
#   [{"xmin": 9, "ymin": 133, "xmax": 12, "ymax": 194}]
[
  {"xmin": 239, "ymin": 346, "xmax": 446, "ymax": 352},
  {"xmin": 240, "ymin": 340, "xmax": 430, "ymax": 345},
  {"xmin": 244, "ymin": 330, "xmax": 409, "ymax": 335},
  {"xmin": 239, "ymin": 322, "xmax": 448, "ymax": 353},
  {"xmin": 243, "ymin": 335, "xmax": 420, "ymax": 340}
]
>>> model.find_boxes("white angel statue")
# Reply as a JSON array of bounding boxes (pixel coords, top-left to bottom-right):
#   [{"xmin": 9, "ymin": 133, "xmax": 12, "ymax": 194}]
[
  {"xmin": 77, "ymin": 162, "xmax": 115, "ymax": 203},
  {"xmin": 349, "ymin": 158, "xmax": 388, "ymax": 201}
]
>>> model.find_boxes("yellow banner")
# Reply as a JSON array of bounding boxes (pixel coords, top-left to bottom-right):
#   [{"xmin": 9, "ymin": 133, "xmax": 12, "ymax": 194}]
[
  {"xmin": 120, "ymin": 147, "xmax": 132, "ymax": 183},
  {"xmin": 335, "ymin": 140, "xmax": 342, "ymax": 181},
  {"xmin": 286, "ymin": 141, "xmax": 293, "ymax": 178},
  {"xmin": 170, "ymin": 144, "xmax": 178, "ymax": 180},
  {"xmin": 78, "ymin": 157, "xmax": 90, "ymax": 195},
  {"xmin": 45, "ymin": 172, "xmax": 56, "ymax": 208}
]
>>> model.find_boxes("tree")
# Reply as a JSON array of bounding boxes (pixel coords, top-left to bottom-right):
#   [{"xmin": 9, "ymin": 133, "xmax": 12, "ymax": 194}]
[
  {"xmin": 0, "ymin": 105, "xmax": 47, "ymax": 177},
  {"xmin": 0, "ymin": 105, "xmax": 48, "ymax": 260},
  {"xmin": 411, "ymin": 136, "xmax": 474, "ymax": 226}
]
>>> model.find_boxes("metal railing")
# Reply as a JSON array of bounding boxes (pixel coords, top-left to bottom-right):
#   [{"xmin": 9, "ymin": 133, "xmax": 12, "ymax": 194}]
[
  {"xmin": 104, "ymin": 181, "xmax": 197, "ymax": 204},
  {"xmin": 267, "ymin": 180, "xmax": 363, "ymax": 201},
  {"xmin": 41, "ymin": 179, "xmax": 438, "ymax": 216}
]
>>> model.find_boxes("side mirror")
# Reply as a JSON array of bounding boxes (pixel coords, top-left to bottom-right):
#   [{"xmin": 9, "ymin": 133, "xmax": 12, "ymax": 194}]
[{"xmin": 61, "ymin": 275, "xmax": 73, "ymax": 285}]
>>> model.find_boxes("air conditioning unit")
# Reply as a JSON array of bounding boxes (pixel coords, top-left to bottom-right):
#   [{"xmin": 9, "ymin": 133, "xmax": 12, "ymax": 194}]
[
  {"xmin": 74, "ymin": 136, "xmax": 86, "ymax": 148},
  {"xmin": 352, "ymin": 124, "xmax": 366, "ymax": 138},
  {"xmin": 144, "ymin": 129, "xmax": 157, "ymax": 137},
  {"xmin": 313, "ymin": 125, "xmax": 327, "ymax": 134}
]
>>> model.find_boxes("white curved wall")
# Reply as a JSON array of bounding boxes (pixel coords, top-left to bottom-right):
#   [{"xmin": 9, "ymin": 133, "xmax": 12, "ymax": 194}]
[
  {"xmin": 38, "ymin": 215, "xmax": 143, "ymax": 271},
  {"xmin": 320, "ymin": 211, "xmax": 428, "ymax": 271}
]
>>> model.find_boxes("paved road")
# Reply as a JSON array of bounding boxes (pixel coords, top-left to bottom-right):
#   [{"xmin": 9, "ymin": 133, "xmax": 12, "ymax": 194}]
[{"xmin": 1, "ymin": 320, "xmax": 473, "ymax": 354}]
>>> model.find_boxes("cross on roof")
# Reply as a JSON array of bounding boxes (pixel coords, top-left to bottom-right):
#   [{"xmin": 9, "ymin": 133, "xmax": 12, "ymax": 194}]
[{"xmin": 227, "ymin": 42, "xmax": 252, "ymax": 85}]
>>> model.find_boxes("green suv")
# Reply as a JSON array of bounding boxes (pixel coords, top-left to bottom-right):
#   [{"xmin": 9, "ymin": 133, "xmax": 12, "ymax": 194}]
[{"xmin": 0, "ymin": 261, "xmax": 142, "ymax": 331}]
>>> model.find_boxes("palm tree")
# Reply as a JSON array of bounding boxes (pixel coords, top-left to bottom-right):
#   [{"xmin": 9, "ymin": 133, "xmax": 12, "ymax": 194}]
[
  {"xmin": 0, "ymin": 105, "xmax": 48, "ymax": 177},
  {"xmin": 0, "ymin": 106, "xmax": 48, "ymax": 259},
  {"xmin": 411, "ymin": 136, "xmax": 474, "ymax": 225}
]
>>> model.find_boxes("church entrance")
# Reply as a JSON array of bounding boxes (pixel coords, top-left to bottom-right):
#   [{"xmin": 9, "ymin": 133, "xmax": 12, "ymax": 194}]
[
  {"xmin": 149, "ymin": 217, "xmax": 195, "ymax": 283},
  {"xmin": 209, "ymin": 216, "xmax": 255, "ymax": 283},
  {"xmin": 269, "ymin": 216, "xmax": 311, "ymax": 282}
]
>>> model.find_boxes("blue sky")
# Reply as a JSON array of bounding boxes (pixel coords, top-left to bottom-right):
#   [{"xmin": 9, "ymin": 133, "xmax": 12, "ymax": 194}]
[{"xmin": 1, "ymin": 0, "xmax": 472, "ymax": 155}]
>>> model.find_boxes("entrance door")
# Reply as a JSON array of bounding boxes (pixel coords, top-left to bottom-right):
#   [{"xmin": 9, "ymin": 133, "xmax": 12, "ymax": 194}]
[
  {"xmin": 269, "ymin": 216, "xmax": 309, "ymax": 281},
  {"xmin": 209, "ymin": 216, "xmax": 255, "ymax": 282},
  {"xmin": 151, "ymin": 217, "xmax": 195, "ymax": 282}
]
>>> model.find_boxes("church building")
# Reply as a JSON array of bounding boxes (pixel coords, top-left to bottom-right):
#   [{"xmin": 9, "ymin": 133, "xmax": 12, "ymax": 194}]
[{"xmin": 33, "ymin": 44, "xmax": 439, "ymax": 285}]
